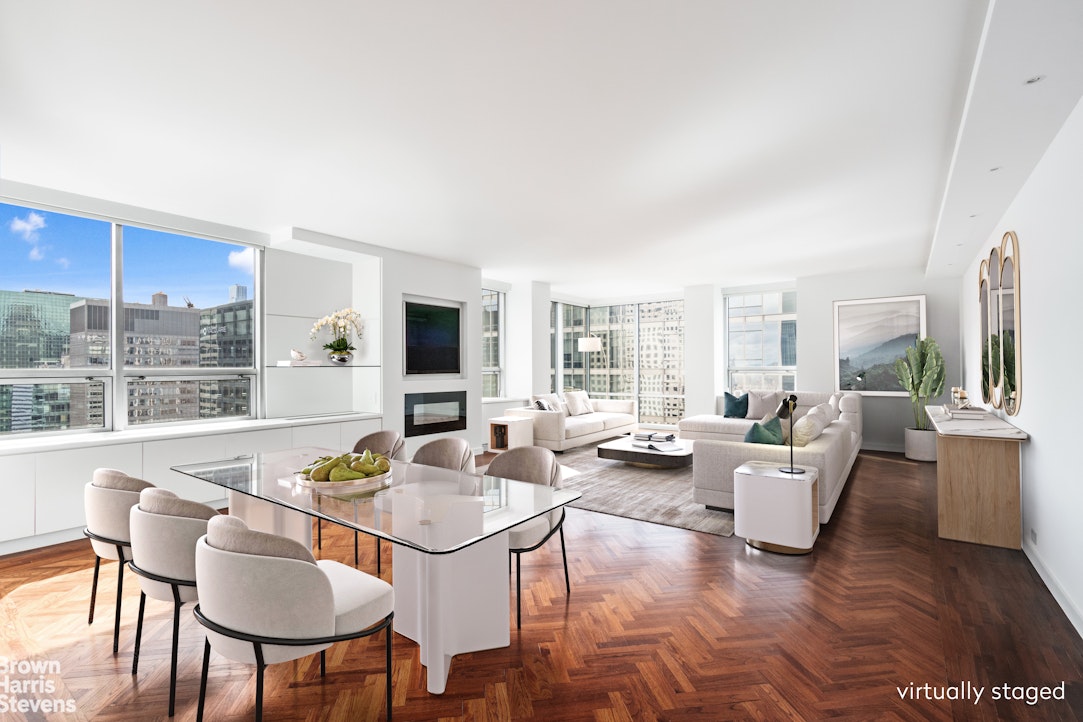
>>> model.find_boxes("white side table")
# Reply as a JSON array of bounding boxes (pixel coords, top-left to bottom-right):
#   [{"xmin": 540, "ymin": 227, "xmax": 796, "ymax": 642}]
[
  {"xmin": 488, "ymin": 416, "xmax": 532, "ymax": 452},
  {"xmin": 734, "ymin": 461, "xmax": 819, "ymax": 554}
]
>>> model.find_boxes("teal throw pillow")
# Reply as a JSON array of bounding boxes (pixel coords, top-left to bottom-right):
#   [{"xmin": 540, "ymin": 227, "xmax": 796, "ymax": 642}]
[
  {"xmin": 744, "ymin": 415, "xmax": 784, "ymax": 445},
  {"xmin": 724, "ymin": 392, "xmax": 749, "ymax": 418}
]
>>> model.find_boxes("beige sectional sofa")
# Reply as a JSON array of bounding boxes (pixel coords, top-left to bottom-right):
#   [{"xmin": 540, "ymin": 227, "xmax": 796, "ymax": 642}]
[
  {"xmin": 504, "ymin": 392, "xmax": 636, "ymax": 452},
  {"xmin": 678, "ymin": 391, "xmax": 862, "ymax": 523}
]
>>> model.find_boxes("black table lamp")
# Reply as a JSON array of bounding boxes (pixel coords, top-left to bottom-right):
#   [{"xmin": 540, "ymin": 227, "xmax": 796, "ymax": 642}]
[{"xmin": 775, "ymin": 394, "xmax": 804, "ymax": 475}]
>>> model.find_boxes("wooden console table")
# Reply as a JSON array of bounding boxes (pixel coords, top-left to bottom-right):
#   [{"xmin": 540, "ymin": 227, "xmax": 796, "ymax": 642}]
[{"xmin": 926, "ymin": 406, "xmax": 1027, "ymax": 549}]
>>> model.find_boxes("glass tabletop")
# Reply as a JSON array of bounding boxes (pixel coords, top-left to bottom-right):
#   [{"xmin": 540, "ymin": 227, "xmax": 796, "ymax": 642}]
[{"xmin": 171, "ymin": 446, "xmax": 580, "ymax": 554}]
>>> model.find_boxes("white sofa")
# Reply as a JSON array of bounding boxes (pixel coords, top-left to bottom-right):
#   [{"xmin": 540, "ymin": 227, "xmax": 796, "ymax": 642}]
[
  {"xmin": 678, "ymin": 391, "xmax": 862, "ymax": 523},
  {"xmin": 504, "ymin": 393, "xmax": 636, "ymax": 452}
]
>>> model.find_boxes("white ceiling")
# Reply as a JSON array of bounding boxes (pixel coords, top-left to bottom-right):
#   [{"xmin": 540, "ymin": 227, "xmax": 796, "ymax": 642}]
[{"xmin": 2, "ymin": 1, "xmax": 1082, "ymax": 300}]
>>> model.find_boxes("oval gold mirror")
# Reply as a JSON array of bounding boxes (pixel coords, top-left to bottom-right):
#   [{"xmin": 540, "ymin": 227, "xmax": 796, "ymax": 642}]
[
  {"xmin": 1000, "ymin": 231, "xmax": 1021, "ymax": 415},
  {"xmin": 987, "ymin": 245, "xmax": 1003, "ymax": 409},
  {"xmin": 978, "ymin": 259, "xmax": 991, "ymax": 404}
]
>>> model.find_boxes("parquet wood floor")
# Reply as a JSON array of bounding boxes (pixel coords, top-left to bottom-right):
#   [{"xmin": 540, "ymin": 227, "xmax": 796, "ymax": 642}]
[{"xmin": 1, "ymin": 451, "xmax": 1081, "ymax": 720}]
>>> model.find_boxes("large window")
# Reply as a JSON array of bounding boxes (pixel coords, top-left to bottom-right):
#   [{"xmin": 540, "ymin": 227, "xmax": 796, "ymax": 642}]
[
  {"xmin": 554, "ymin": 299, "xmax": 685, "ymax": 424},
  {"xmin": 725, "ymin": 290, "xmax": 797, "ymax": 392},
  {"xmin": 0, "ymin": 201, "xmax": 258, "ymax": 435},
  {"xmin": 549, "ymin": 302, "xmax": 587, "ymax": 393},
  {"xmin": 481, "ymin": 288, "xmax": 504, "ymax": 397}
]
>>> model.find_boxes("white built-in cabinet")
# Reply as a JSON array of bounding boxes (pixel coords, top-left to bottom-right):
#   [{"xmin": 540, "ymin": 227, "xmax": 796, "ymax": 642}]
[{"xmin": 0, "ymin": 416, "xmax": 382, "ymax": 553}]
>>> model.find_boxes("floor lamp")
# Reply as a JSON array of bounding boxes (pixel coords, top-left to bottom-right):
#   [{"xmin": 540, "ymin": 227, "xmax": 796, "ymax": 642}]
[{"xmin": 578, "ymin": 335, "xmax": 607, "ymax": 390}]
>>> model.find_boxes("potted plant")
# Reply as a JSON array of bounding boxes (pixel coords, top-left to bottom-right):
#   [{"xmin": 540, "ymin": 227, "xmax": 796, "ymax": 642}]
[
  {"xmin": 310, "ymin": 308, "xmax": 364, "ymax": 365},
  {"xmin": 894, "ymin": 337, "xmax": 946, "ymax": 461}
]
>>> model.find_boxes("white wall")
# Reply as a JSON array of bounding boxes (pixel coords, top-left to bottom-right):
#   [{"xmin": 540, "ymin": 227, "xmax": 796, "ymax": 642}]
[
  {"xmin": 383, "ymin": 253, "xmax": 483, "ymax": 456},
  {"xmin": 796, "ymin": 270, "xmax": 961, "ymax": 452},
  {"xmin": 961, "ymin": 95, "xmax": 1083, "ymax": 636}
]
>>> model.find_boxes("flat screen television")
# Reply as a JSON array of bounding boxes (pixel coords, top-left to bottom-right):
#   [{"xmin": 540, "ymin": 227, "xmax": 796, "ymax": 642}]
[{"xmin": 404, "ymin": 300, "xmax": 461, "ymax": 375}]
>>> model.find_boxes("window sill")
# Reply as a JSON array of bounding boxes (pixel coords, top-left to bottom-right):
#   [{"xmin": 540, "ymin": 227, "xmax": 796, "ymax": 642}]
[{"xmin": 0, "ymin": 412, "xmax": 381, "ymax": 457}]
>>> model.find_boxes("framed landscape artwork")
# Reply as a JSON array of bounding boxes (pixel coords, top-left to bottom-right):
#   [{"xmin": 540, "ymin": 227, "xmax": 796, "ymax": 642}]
[{"xmin": 834, "ymin": 295, "xmax": 926, "ymax": 395}]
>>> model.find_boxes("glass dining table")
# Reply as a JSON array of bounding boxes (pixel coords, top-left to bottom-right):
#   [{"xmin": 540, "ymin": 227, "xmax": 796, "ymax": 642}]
[{"xmin": 172, "ymin": 446, "xmax": 580, "ymax": 694}]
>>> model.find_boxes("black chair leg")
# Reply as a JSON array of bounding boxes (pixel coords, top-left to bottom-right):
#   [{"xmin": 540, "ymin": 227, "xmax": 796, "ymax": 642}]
[
  {"xmin": 254, "ymin": 648, "xmax": 266, "ymax": 722},
  {"xmin": 197, "ymin": 638, "xmax": 210, "ymax": 722},
  {"xmin": 386, "ymin": 623, "xmax": 393, "ymax": 721},
  {"xmin": 89, "ymin": 555, "xmax": 101, "ymax": 625},
  {"xmin": 169, "ymin": 595, "xmax": 182, "ymax": 716},
  {"xmin": 317, "ymin": 518, "xmax": 322, "ymax": 550},
  {"xmin": 132, "ymin": 591, "xmax": 146, "ymax": 674},
  {"xmin": 515, "ymin": 552, "xmax": 522, "ymax": 629},
  {"xmin": 113, "ymin": 558, "xmax": 125, "ymax": 654},
  {"xmin": 377, "ymin": 539, "xmax": 382, "ymax": 576},
  {"xmin": 560, "ymin": 527, "xmax": 570, "ymax": 594},
  {"xmin": 354, "ymin": 531, "xmax": 359, "ymax": 566},
  {"xmin": 320, "ymin": 649, "xmax": 326, "ymax": 677}
]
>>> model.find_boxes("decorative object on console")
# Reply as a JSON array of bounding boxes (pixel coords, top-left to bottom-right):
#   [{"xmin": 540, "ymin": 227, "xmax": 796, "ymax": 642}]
[
  {"xmin": 775, "ymin": 394, "xmax": 803, "ymax": 474},
  {"xmin": 834, "ymin": 295, "xmax": 925, "ymax": 394},
  {"xmin": 894, "ymin": 336, "xmax": 945, "ymax": 461},
  {"xmin": 310, "ymin": 307, "xmax": 363, "ymax": 365}
]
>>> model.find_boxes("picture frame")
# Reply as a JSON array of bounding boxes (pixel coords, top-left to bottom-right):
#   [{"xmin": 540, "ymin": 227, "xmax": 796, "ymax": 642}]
[{"xmin": 833, "ymin": 295, "xmax": 926, "ymax": 395}]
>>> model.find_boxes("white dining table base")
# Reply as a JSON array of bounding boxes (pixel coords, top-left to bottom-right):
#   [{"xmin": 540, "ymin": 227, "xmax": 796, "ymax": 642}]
[
  {"xmin": 228, "ymin": 489, "xmax": 513, "ymax": 694},
  {"xmin": 392, "ymin": 531, "xmax": 511, "ymax": 694}
]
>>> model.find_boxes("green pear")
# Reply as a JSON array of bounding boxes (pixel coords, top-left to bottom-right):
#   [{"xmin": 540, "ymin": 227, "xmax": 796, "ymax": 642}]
[{"xmin": 329, "ymin": 464, "xmax": 366, "ymax": 482}]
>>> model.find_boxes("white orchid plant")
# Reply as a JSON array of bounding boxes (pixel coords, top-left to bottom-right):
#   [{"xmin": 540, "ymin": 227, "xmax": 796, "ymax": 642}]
[{"xmin": 310, "ymin": 308, "xmax": 364, "ymax": 353}]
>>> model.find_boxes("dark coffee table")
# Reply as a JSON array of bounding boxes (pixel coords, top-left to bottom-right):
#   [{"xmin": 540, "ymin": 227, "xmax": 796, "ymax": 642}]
[{"xmin": 596, "ymin": 436, "xmax": 694, "ymax": 468}]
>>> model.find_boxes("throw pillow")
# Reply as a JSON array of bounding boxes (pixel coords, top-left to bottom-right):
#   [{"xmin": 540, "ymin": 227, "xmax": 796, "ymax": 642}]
[
  {"xmin": 746, "ymin": 390, "xmax": 782, "ymax": 419},
  {"xmin": 744, "ymin": 415, "xmax": 784, "ymax": 444},
  {"xmin": 791, "ymin": 407, "xmax": 829, "ymax": 447},
  {"xmin": 723, "ymin": 392, "xmax": 748, "ymax": 418},
  {"xmin": 765, "ymin": 412, "xmax": 791, "ymax": 444},
  {"xmin": 531, "ymin": 393, "xmax": 563, "ymax": 413},
  {"xmin": 828, "ymin": 392, "xmax": 844, "ymax": 421},
  {"xmin": 534, "ymin": 398, "xmax": 555, "ymax": 411},
  {"xmin": 564, "ymin": 390, "xmax": 594, "ymax": 416}
]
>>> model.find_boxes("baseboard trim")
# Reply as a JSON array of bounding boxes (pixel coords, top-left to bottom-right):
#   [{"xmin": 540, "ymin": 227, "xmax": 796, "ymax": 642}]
[{"xmin": 1023, "ymin": 539, "xmax": 1083, "ymax": 640}]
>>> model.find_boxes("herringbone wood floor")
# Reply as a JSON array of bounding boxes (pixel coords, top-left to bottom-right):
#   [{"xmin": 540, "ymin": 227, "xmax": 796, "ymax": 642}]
[{"xmin": 1, "ymin": 452, "xmax": 1081, "ymax": 720}]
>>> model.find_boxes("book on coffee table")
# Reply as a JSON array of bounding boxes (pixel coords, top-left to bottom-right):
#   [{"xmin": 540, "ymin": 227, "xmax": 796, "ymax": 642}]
[
  {"xmin": 632, "ymin": 440, "xmax": 681, "ymax": 452},
  {"xmin": 633, "ymin": 431, "xmax": 676, "ymax": 442}
]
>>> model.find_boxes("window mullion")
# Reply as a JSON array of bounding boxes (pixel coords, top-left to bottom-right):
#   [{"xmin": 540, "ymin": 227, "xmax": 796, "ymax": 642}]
[{"xmin": 111, "ymin": 223, "xmax": 126, "ymax": 432}]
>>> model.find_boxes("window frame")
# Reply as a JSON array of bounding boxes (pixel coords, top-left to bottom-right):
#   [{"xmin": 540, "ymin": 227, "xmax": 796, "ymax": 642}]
[
  {"xmin": 724, "ymin": 289, "xmax": 797, "ymax": 393},
  {"xmin": 481, "ymin": 287, "xmax": 505, "ymax": 399}
]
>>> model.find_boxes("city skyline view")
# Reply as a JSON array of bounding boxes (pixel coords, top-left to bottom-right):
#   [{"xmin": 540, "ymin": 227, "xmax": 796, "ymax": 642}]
[{"xmin": 1, "ymin": 202, "xmax": 254, "ymax": 309}]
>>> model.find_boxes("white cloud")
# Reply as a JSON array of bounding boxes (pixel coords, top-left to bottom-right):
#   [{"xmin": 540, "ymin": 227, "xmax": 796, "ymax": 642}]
[
  {"xmin": 29, "ymin": 245, "xmax": 44, "ymax": 261},
  {"xmin": 56, "ymin": 257, "xmax": 70, "ymax": 269},
  {"xmin": 10, "ymin": 211, "xmax": 46, "ymax": 241},
  {"xmin": 228, "ymin": 246, "xmax": 255, "ymax": 274}
]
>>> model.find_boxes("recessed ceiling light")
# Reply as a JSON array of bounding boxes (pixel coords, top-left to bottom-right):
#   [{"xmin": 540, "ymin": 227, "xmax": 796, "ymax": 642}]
[
  {"xmin": 969, "ymin": 214, "xmax": 978, "ymax": 218},
  {"xmin": 990, "ymin": 167, "xmax": 1001, "ymax": 172},
  {"xmin": 1025, "ymin": 75, "xmax": 1044, "ymax": 85}
]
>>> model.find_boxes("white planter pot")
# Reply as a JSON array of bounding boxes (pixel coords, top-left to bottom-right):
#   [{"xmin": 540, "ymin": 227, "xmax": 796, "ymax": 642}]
[{"xmin": 904, "ymin": 427, "xmax": 937, "ymax": 461}]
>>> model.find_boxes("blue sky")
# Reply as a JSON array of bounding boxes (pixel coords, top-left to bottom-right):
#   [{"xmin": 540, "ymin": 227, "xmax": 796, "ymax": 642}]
[{"xmin": 1, "ymin": 202, "xmax": 254, "ymax": 309}]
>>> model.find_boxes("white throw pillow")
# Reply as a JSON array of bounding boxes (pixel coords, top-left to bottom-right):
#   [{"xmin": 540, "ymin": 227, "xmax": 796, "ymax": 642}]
[
  {"xmin": 564, "ymin": 390, "xmax": 595, "ymax": 416},
  {"xmin": 791, "ymin": 407, "xmax": 829, "ymax": 447},
  {"xmin": 827, "ymin": 393, "xmax": 844, "ymax": 421},
  {"xmin": 746, "ymin": 390, "xmax": 782, "ymax": 419},
  {"xmin": 531, "ymin": 393, "xmax": 564, "ymax": 414}
]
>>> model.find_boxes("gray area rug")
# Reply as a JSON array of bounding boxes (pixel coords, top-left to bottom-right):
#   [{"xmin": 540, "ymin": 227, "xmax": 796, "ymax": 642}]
[{"xmin": 557, "ymin": 441, "xmax": 734, "ymax": 537}]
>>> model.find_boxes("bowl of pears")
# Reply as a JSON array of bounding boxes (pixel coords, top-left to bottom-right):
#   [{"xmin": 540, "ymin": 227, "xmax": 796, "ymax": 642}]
[{"xmin": 297, "ymin": 449, "xmax": 392, "ymax": 489}]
